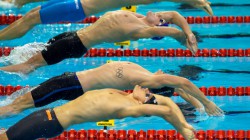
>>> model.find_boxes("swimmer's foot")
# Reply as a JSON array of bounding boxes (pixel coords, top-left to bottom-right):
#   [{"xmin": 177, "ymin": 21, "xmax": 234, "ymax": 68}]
[
  {"xmin": 2, "ymin": 0, "xmax": 12, "ymax": 3},
  {"xmin": 0, "ymin": 105, "xmax": 20, "ymax": 119},
  {"xmin": 0, "ymin": 128, "xmax": 6, "ymax": 134},
  {"xmin": 179, "ymin": 123, "xmax": 197, "ymax": 140}
]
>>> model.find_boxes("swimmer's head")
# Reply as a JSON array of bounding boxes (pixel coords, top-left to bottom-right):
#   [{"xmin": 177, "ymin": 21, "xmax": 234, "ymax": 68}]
[
  {"xmin": 145, "ymin": 11, "xmax": 164, "ymax": 26},
  {"xmin": 132, "ymin": 85, "xmax": 159, "ymax": 105}
]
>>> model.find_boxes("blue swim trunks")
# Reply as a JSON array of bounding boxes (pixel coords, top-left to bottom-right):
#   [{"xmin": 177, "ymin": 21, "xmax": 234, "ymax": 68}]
[{"xmin": 39, "ymin": 0, "xmax": 86, "ymax": 24}]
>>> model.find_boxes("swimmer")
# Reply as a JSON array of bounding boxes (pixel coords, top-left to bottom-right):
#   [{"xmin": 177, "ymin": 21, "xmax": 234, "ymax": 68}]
[
  {"xmin": 0, "ymin": 0, "xmax": 212, "ymax": 40},
  {"xmin": 0, "ymin": 62, "xmax": 223, "ymax": 118},
  {"xmin": 0, "ymin": 10, "xmax": 198, "ymax": 74},
  {"xmin": 1, "ymin": 0, "xmax": 47, "ymax": 8},
  {"xmin": 0, "ymin": 86, "xmax": 197, "ymax": 140}
]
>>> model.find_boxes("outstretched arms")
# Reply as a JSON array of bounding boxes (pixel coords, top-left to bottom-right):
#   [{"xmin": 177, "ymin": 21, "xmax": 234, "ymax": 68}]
[
  {"xmin": 139, "ymin": 74, "xmax": 224, "ymax": 116},
  {"xmin": 156, "ymin": 11, "xmax": 197, "ymax": 54},
  {"xmin": 156, "ymin": 11, "xmax": 192, "ymax": 37},
  {"xmin": 134, "ymin": 26, "xmax": 197, "ymax": 55},
  {"xmin": 175, "ymin": 88, "xmax": 203, "ymax": 109},
  {"xmin": 164, "ymin": 0, "xmax": 213, "ymax": 15},
  {"xmin": 133, "ymin": 11, "xmax": 197, "ymax": 54},
  {"xmin": 118, "ymin": 104, "xmax": 196, "ymax": 140}
]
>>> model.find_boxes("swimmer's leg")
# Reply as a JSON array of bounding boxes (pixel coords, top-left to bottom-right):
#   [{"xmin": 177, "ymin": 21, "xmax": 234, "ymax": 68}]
[
  {"xmin": 3, "ymin": 109, "xmax": 64, "ymax": 139},
  {"xmin": 15, "ymin": 0, "xmax": 49, "ymax": 8},
  {"xmin": 0, "ymin": 6, "xmax": 41, "ymax": 40},
  {"xmin": 0, "ymin": 133, "xmax": 8, "ymax": 140},
  {"xmin": 0, "ymin": 72, "xmax": 83, "ymax": 118},
  {"xmin": 0, "ymin": 51, "xmax": 47, "ymax": 73},
  {"xmin": 0, "ymin": 92, "xmax": 34, "ymax": 119}
]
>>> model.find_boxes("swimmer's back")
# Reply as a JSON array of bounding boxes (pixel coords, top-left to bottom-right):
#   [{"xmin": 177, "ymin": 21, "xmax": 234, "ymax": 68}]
[
  {"xmin": 77, "ymin": 11, "xmax": 148, "ymax": 47},
  {"xmin": 77, "ymin": 62, "xmax": 142, "ymax": 91},
  {"xmin": 54, "ymin": 89, "xmax": 134, "ymax": 125}
]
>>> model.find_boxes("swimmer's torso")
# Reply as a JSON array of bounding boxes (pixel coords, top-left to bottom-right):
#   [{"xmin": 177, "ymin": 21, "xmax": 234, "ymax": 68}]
[
  {"xmin": 54, "ymin": 89, "xmax": 138, "ymax": 128},
  {"xmin": 81, "ymin": 0, "xmax": 161, "ymax": 16},
  {"xmin": 77, "ymin": 10, "xmax": 149, "ymax": 48},
  {"xmin": 76, "ymin": 62, "xmax": 153, "ymax": 91}
]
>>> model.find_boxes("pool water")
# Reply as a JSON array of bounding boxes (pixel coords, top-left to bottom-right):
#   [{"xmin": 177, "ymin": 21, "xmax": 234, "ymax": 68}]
[{"xmin": 0, "ymin": 0, "xmax": 250, "ymax": 132}]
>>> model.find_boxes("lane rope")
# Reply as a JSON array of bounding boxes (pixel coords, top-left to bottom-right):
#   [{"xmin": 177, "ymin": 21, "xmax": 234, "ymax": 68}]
[
  {"xmin": 1, "ymin": 47, "xmax": 250, "ymax": 57},
  {"xmin": 0, "ymin": 14, "xmax": 250, "ymax": 25},
  {"xmin": 0, "ymin": 85, "xmax": 249, "ymax": 96}
]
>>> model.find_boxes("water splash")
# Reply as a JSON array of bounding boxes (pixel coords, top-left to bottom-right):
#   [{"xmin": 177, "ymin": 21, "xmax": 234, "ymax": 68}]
[
  {"xmin": 0, "ymin": 86, "xmax": 34, "ymax": 106},
  {"xmin": 0, "ymin": 42, "xmax": 46, "ymax": 65},
  {"xmin": 0, "ymin": 0, "xmax": 15, "ymax": 8}
]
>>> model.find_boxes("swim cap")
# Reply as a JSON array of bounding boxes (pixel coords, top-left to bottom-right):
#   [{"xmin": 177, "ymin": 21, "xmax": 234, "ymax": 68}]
[
  {"xmin": 143, "ymin": 93, "xmax": 158, "ymax": 105},
  {"xmin": 151, "ymin": 22, "xmax": 169, "ymax": 40}
]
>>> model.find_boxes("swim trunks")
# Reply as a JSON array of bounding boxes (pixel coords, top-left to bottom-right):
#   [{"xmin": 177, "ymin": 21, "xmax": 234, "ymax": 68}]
[
  {"xmin": 42, "ymin": 31, "xmax": 88, "ymax": 65},
  {"xmin": 40, "ymin": 0, "xmax": 86, "ymax": 23},
  {"xmin": 31, "ymin": 72, "xmax": 84, "ymax": 107},
  {"xmin": 6, "ymin": 108, "xmax": 63, "ymax": 140},
  {"xmin": 149, "ymin": 86, "xmax": 174, "ymax": 97}
]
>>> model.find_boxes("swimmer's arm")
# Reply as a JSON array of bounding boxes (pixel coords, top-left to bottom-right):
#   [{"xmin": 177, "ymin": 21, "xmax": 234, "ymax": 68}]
[
  {"xmin": 175, "ymin": 88, "xmax": 203, "ymax": 109},
  {"xmin": 118, "ymin": 104, "xmax": 188, "ymax": 133},
  {"xmin": 118, "ymin": 10, "xmax": 145, "ymax": 18},
  {"xmin": 14, "ymin": 0, "xmax": 48, "ymax": 7},
  {"xmin": 105, "ymin": 88, "xmax": 130, "ymax": 95},
  {"xmin": 155, "ymin": 11, "xmax": 193, "ymax": 36},
  {"xmin": 135, "ymin": 27, "xmax": 181, "ymax": 38},
  {"xmin": 161, "ymin": 0, "xmax": 213, "ymax": 15},
  {"xmin": 139, "ymin": 74, "xmax": 211, "ymax": 106},
  {"xmin": 118, "ymin": 104, "xmax": 169, "ymax": 118},
  {"xmin": 134, "ymin": 27, "xmax": 187, "ymax": 46}
]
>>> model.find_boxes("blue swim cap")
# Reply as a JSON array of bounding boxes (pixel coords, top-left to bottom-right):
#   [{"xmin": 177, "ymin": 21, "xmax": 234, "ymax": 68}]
[{"xmin": 151, "ymin": 22, "xmax": 169, "ymax": 40}]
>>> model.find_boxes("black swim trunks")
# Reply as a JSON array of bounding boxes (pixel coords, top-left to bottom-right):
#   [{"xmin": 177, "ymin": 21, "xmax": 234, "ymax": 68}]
[
  {"xmin": 31, "ymin": 72, "xmax": 84, "ymax": 107},
  {"xmin": 42, "ymin": 31, "xmax": 88, "ymax": 65},
  {"xmin": 6, "ymin": 108, "xmax": 63, "ymax": 140}
]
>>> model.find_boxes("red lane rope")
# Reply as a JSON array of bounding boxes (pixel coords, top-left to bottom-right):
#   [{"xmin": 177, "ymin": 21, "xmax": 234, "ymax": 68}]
[
  {"xmin": 0, "ymin": 85, "xmax": 249, "ymax": 96},
  {"xmin": 0, "ymin": 14, "xmax": 250, "ymax": 25},
  {"xmin": 14, "ymin": 129, "xmax": 250, "ymax": 140},
  {"xmin": 0, "ymin": 47, "xmax": 250, "ymax": 57}
]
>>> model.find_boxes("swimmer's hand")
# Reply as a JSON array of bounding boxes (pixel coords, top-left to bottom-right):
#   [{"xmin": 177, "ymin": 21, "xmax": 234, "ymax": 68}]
[
  {"xmin": 179, "ymin": 0, "xmax": 213, "ymax": 16},
  {"xmin": 196, "ymin": 107, "xmax": 206, "ymax": 115},
  {"xmin": 186, "ymin": 33, "xmax": 198, "ymax": 55},
  {"xmin": 204, "ymin": 101, "xmax": 224, "ymax": 116},
  {"xmin": 178, "ymin": 123, "xmax": 197, "ymax": 140},
  {"xmin": 174, "ymin": 31, "xmax": 198, "ymax": 55}
]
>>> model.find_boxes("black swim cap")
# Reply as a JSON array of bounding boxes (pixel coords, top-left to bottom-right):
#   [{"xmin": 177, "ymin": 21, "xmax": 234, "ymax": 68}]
[{"xmin": 149, "ymin": 86, "xmax": 175, "ymax": 97}]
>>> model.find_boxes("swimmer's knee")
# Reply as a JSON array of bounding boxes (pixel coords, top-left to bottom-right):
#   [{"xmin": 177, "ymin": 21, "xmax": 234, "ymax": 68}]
[
  {"xmin": 12, "ymin": 92, "xmax": 34, "ymax": 112},
  {"xmin": 29, "ymin": 6, "xmax": 41, "ymax": 13}
]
